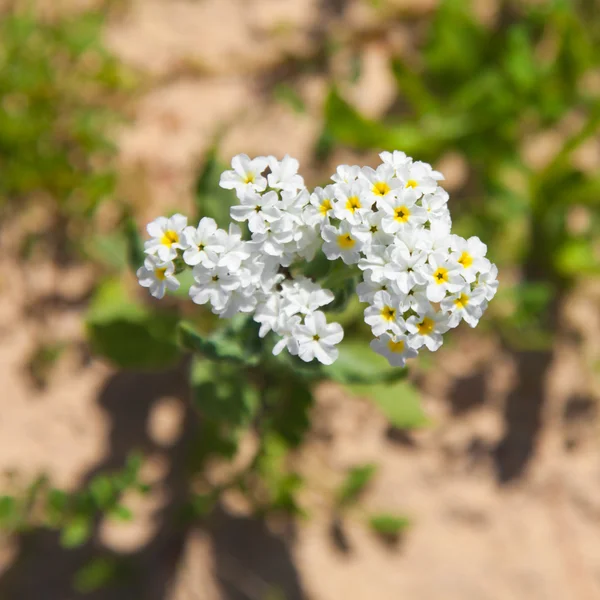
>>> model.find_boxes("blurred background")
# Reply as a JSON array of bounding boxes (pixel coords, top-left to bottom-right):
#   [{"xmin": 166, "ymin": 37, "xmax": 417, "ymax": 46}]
[{"xmin": 1, "ymin": 0, "xmax": 600, "ymax": 598}]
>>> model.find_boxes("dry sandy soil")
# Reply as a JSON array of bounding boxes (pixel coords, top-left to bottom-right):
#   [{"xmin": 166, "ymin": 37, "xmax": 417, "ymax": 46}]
[{"xmin": 1, "ymin": 1, "xmax": 600, "ymax": 599}]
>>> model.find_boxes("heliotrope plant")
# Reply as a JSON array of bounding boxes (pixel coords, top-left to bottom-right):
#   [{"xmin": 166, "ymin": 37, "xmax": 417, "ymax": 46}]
[{"xmin": 137, "ymin": 151, "xmax": 498, "ymax": 368}]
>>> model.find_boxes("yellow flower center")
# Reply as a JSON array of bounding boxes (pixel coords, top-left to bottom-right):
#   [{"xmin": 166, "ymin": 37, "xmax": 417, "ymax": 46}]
[
  {"xmin": 373, "ymin": 181, "xmax": 390, "ymax": 196},
  {"xmin": 405, "ymin": 179, "xmax": 418, "ymax": 189},
  {"xmin": 394, "ymin": 206, "xmax": 410, "ymax": 222},
  {"xmin": 454, "ymin": 293, "xmax": 470, "ymax": 309},
  {"xmin": 381, "ymin": 306, "xmax": 396, "ymax": 321},
  {"xmin": 433, "ymin": 267, "xmax": 449, "ymax": 284},
  {"xmin": 243, "ymin": 173, "xmax": 255, "ymax": 184},
  {"xmin": 458, "ymin": 251, "xmax": 473, "ymax": 269},
  {"xmin": 319, "ymin": 198, "xmax": 332, "ymax": 216},
  {"xmin": 345, "ymin": 196, "xmax": 361, "ymax": 213},
  {"xmin": 155, "ymin": 267, "xmax": 167, "ymax": 281},
  {"xmin": 387, "ymin": 339, "xmax": 405, "ymax": 353},
  {"xmin": 161, "ymin": 230, "xmax": 179, "ymax": 246},
  {"xmin": 417, "ymin": 317, "xmax": 435, "ymax": 335},
  {"xmin": 337, "ymin": 233, "xmax": 356, "ymax": 250}
]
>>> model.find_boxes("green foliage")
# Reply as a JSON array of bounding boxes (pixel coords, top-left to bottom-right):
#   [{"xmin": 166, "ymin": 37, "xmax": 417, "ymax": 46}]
[
  {"xmin": 0, "ymin": 8, "xmax": 132, "ymax": 218},
  {"xmin": 73, "ymin": 557, "xmax": 124, "ymax": 593},
  {"xmin": 0, "ymin": 454, "xmax": 147, "ymax": 548},
  {"xmin": 348, "ymin": 380, "xmax": 429, "ymax": 430},
  {"xmin": 337, "ymin": 464, "xmax": 377, "ymax": 508},
  {"xmin": 86, "ymin": 278, "xmax": 182, "ymax": 369},
  {"xmin": 368, "ymin": 513, "xmax": 410, "ymax": 537}
]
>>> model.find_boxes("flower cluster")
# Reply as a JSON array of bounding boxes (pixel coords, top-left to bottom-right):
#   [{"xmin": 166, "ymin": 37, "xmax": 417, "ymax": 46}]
[{"xmin": 137, "ymin": 151, "xmax": 498, "ymax": 367}]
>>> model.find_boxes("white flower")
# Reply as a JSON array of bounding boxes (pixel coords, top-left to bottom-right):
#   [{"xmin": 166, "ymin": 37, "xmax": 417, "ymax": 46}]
[
  {"xmin": 406, "ymin": 310, "xmax": 450, "ymax": 351},
  {"xmin": 441, "ymin": 286, "xmax": 487, "ymax": 328},
  {"xmin": 230, "ymin": 190, "xmax": 281, "ymax": 234},
  {"xmin": 422, "ymin": 252, "xmax": 464, "ymax": 302},
  {"xmin": 395, "ymin": 284, "xmax": 430, "ymax": 314},
  {"xmin": 364, "ymin": 291, "xmax": 405, "ymax": 337},
  {"xmin": 370, "ymin": 333, "xmax": 418, "ymax": 367},
  {"xmin": 272, "ymin": 314, "xmax": 302, "ymax": 357},
  {"xmin": 396, "ymin": 161, "xmax": 439, "ymax": 197},
  {"xmin": 303, "ymin": 185, "xmax": 336, "ymax": 227},
  {"xmin": 450, "ymin": 235, "xmax": 490, "ymax": 283},
  {"xmin": 181, "ymin": 217, "xmax": 224, "ymax": 267},
  {"xmin": 475, "ymin": 263, "xmax": 499, "ymax": 301},
  {"xmin": 254, "ymin": 293, "xmax": 281, "ymax": 337},
  {"xmin": 331, "ymin": 164, "xmax": 361, "ymax": 184},
  {"xmin": 137, "ymin": 256, "xmax": 180, "ymax": 299},
  {"xmin": 358, "ymin": 244, "xmax": 392, "ymax": 282},
  {"xmin": 379, "ymin": 150, "xmax": 411, "ymax": 174},
  {"xmin": 189, "ymin": 265, "xmax": 240, "ymax": 310},
  {"xmin": 351, "ymin": 210, "xmax": 393, "ymax": 249},
  {"xmin": 216, "ymin": 289, "xmax": 257, "ymax": 319},
  {"xmin": 267, "ymin": 155, "xmax": 304, "ymax": 192},
  {"xmin": 421, "ymin": 188, "xmax": 449, "ymax": 222},
  {"xmin": 383, "ymin": 246, "xmax": 428, "ymax": 294},
  {"xmin": 219, "ymin": 154, "xmax": 268, "ymax": 198},
  {"xmin": 379, "ymin": 188, "xmax": 427, "ymax": 234},
  {"xmin": 356, "ymin": 271, "xmax": 391, "ymax": 303},
  {"xmin": 295, "ymin": 311, "xmax": 344, "ymax": 365},
  {"xmin": 282, "ymin": 277, "xmax": 334, "ymax": 316},
  {"xmin": 321, "ymin": 222, "xmax": 363, "ymax": 264},
  {"xmin": 216, "ymin": 224, "xmax": 251, "ymax": 271},
  {"xmin": 332, "ymin": 181, "xmax": 371, "ymax": 224},
  {"xmin": 359, "ymin": 164, "xmax": 401, "ymax": 204},
  {"xmin": 144, "ymin": 214, "xmax": 188, "ymax": 261}
]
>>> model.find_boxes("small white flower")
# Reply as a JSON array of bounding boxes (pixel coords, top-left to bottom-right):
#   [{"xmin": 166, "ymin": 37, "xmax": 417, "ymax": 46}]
[
  {"xmin": 475, "ymin": 263, "xmax": 499, "ymax": 301},
  {"xmin": 254, "ymin": 293, "xmax": 281, "ymax": 337},
  {"xmin": 406, "ymin": 310, "xmax": 450, "ymax": 351},
  {"xmin": 379, "ymin": 150, "xmax": 411, "ymax": 174},
  {"xmin": 358, "ymin": 244, "xmax": 392, "ymax": 282},
  {"xmin": 356, "ymin": 271, "xmax": 391, "ymax": 303},
  {"xmin": 283, "ymin": 277, "xmax": 334, "ymax": 316},
  {"xmin": 181, "ymin": 217, "xmax": 224, "ymax": 267},
  {"xmin": 230, "ymin": 190, "xmax": 281, "ymax": 234},
  {"xmin": 379, "ymin": 188, "xmax": 427, "ymax": 234},
  {"xmin": 321, "ymin": 222, "xmax": 363, "ymax": 264},
  {"xmin": 441, "ymin": 286, "xmax": 487, "ymax": 328},
  {"xmin": 364, "ymin": 291, "xmax": 405, "ymax": 337},
  {"xmin": 267, "ymin": 155, "xmax": 304, "ymax": 192},
  {"xmin": 370, "ymin": 333, "xmax": 418, "ymax": 367},
  {"xmin": 332, "ymin": 181, "xmax": 371, "ymax": 224},
  {"xmin": 383, "ymin": 246, "xmax": 428, "ymax": 294},
  {"xmin": 219, "ymin": 154, "xmax": 268, "ymax": 198},
  {"xmin": 359, "ymin": 164, "xmax": 401, "ymax": 205},
  {"xmin": 272, "ymin": 314, "xmax": 302, "ymax": 357},
  {"xmin": 216, "ymin": 224, "xmax": 251, "ymax": 271},
  {"xmin": 137, "ymin": 256, "xmax": 180, "ymax": 299},
  {"xmin": 331, "ymin": 164, "xmax": 361, "ymax": 184},
  {"xmin": 450, "ymin": 235, "xmax": 490, "ymax": 283},
  {"xmin": 351, "ymin": 210, "xmax": 393, "ymax": 249},
  {"xmin": 189, "ymin": 265, "xmax": 239, "ymax": 310},
  {"xmin": 422, "ymin": 252, "xmax": 464, "ymax": 302},
  {"xmin": 144, "ymin": 214, "xmax": 188, "ymax": 261},
  {"xmin": 295, "ymin": 311, "xmax": 344, "ymax": 365},
  {"xmin": 420, "ymin": 188, "xmax": 449, "ymax": 222},
  {"xmin": 303, "ymin": 185, "xmax": 335, "ymax": 227},
  {"xmin": 396, "ymin": 161, "xmax": 439, "ymax": 197}
]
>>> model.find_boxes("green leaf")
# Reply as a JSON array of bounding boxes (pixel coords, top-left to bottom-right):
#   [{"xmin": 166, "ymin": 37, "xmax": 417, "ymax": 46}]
[
  {"xmin": 555, "ymin": 238, "xmax": 600, "ymax": 276},
  {"xmin": 337, "ymin": 464, "xmax": 377, "ymax": 508},
  {"xmin": 86, "ymin": 278, "xmax": 182, "ymax": 369},
  {"xmin": 61, "ymin": 516, "xmax": 92, "ymax": 548},
  {"xmin": 328, "ymin": 340, "xmax": 408, "ymax": 385},
  {"xmin": 368, "ymin": 513, "xmax": 410, "ymax": 536},
  {"xmin": 89, "ymin": 476, "xmax": 114, "ymax": 509},
  {"xmin": 124, "ymin": 215, "xmax": 146, "ymax": 271},
  {"xmin": 178, "ymin": 319, "xmax": 261, "ymax": 365},
  {"xmin": 109, "ymin": 505, "xmax": 133, "ymax": 522},
  {"xmin": 73, "ymin": 557, "xmax": 119, "ymax": 593},
  {"xmin": 266, "ymin": 380, "xmax": 314, "ymax": 447},
  {"xmin": 0, "ymin": 496, "xmax": 17, "ymax": 526},
  {"xmin": 273, "ymin": 83, "xmax": 306, "ymax": 113},
  {"xmin": 349, "ymin": 380, "xmax": 429, "ymax": 429},
  {"xmin": 190, "ymin": 358, "xmax": 259, "ymax": 427}
]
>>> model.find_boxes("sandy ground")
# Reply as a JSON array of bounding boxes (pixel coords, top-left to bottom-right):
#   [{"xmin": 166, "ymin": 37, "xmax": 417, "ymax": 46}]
[{"xmin": 1, "ymin": 1, "xmax": 600, "ymax": 599}]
